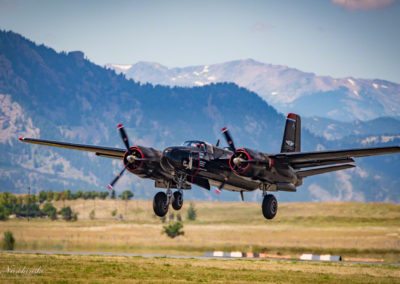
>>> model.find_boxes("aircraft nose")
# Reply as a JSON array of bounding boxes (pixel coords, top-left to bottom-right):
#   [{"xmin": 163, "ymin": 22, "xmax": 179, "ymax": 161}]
[{"xmin": 161, "ymin": 147, "xmax": 190, "ymax": 171}]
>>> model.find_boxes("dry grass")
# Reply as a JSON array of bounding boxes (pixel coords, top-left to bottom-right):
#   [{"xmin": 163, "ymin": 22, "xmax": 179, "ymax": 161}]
[
  {"xmin": 1, "ymin": 200, "xmax": 400, "ymax": 262},
  {"xmin": 0, "ymin": 253, "xmax": 399, "ymax": 283}
]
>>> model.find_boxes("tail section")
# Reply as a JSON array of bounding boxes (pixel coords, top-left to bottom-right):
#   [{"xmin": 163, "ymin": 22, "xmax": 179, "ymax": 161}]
[{"xmin": 281, "ymin": 113, "xmax": 301, "ymax": 153}]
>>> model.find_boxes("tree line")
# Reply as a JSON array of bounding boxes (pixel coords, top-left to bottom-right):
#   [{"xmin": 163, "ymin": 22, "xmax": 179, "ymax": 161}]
[{"xmin": 0, "ymin": 189, "xmax": 134, "ymax": 221}]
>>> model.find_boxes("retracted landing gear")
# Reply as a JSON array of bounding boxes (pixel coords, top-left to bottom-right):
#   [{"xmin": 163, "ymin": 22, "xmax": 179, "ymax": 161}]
[{"xmin": 262, "ymin": 193, "xmax": 278, "ymax": 220}]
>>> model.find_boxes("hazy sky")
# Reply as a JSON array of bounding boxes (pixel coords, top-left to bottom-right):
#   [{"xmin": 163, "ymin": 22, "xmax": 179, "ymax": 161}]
[{"xmin": 1, "ymin": 0, "xmax": 399, "ymax": 83}]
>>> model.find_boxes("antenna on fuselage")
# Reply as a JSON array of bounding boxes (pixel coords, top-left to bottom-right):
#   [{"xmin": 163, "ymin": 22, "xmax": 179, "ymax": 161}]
[{"xmin": 216, "ymin": 139, "xmax": 220, "ymax": 147}]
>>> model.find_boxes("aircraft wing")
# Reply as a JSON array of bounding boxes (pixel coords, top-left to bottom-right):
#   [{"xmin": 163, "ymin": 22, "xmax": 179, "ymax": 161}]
[
  {"xmin": 275, "ymin": 146, "xmax": 400, "ymax": 164},
  {"xmin": 19, "ymin": 137, "xmax": 125, "ymax": 159},
  {"xmin": 272, "ymin": 145, "xmax": 400, "ymax": 177}
]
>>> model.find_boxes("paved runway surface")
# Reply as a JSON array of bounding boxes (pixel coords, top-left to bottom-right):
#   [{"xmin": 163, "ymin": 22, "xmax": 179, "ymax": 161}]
[{"xmin": 1, "ymin": 250, "xmax": 397, "ymax": 266}]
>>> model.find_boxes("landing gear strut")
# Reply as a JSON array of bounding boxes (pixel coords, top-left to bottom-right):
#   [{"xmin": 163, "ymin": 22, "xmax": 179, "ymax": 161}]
[
  {"xmin": 153, "ymin": 176, "xmax": 185, "ymax": 217},
  {"xmin": 172, "ymin": 175, "xmax": 184, "ymax": 210},
  {"xmin": 262, "ymin": 193, "xmax": 278, "ymax": 219}
]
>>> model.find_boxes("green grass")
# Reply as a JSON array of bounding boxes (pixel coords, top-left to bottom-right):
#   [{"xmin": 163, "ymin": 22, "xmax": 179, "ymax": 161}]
[{"xmin": 0, "ymin": 253, "xmax": 399, "ymax": 283}]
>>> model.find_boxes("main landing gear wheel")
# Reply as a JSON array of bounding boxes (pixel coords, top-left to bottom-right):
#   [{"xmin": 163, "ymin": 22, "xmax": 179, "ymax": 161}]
[
  {"xmin": 153, "ymin": 192, "xmax": 169, "ymax": 217},
  {"xmin": 262, "ymin": 194, "xmax": 278, "ymax": 220},
  {"xmin": 172, "ymin": 191, "xmax": 183, "ymax": 211}
]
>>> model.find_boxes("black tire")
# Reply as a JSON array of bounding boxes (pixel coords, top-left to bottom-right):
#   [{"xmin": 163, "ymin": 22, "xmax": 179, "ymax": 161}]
[
  {"xmin": 153, "ymin": 192, "xmax": 168, "ymax": 217},
  {"xmin": 262, "ymin": 194, "xmax": 278, "ymax": 220},
  {"xmin": 172, "ymin": 191, "xmax": 183, "ymax": 211}
]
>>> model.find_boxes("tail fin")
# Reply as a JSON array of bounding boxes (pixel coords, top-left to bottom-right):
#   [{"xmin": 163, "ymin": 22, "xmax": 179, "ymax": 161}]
[{"xmin": 281, "ymin": 113, "xmax": 301, "ymax": 153}]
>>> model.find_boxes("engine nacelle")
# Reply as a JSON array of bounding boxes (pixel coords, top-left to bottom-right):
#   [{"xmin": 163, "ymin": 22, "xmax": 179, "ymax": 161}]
[
  {"xmin": 123, "ymin": 146, "xmax": 161, "ymax": 175},
  {"xmin": 229, "ymin": 148, "xmax": 273, "ymax": 178}
]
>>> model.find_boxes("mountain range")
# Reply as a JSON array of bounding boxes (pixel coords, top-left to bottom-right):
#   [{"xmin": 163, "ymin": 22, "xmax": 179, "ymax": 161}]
[
  {"xmin": 106, "ymin": 60, "xmax": 400, "ymax": 122},
  {"xmin": 0, "ymin": 30, "xmax": 399, "ymax": 203}
]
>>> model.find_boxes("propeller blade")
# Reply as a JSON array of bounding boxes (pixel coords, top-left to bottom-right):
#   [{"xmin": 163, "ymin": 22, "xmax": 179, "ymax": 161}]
[
  {"xmin": 117, "ymin": 123, "xmax": 130, "ymax": 150},
  {"xmin": 221, "ymin": 127, "xmax": 236, "ymax": 152},
  {"xmin": 107, "ymin": 167, "xmax": 127, "ymax": 190},
  {"xmin": 216, "ymin": 171, "xmax": 233, "ymax": 193}
]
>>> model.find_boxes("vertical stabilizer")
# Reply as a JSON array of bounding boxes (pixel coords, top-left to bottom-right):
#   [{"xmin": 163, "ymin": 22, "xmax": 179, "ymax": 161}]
[{"xmin": 281, "ymin": 113, "xmax": 301, "ymax": 153}]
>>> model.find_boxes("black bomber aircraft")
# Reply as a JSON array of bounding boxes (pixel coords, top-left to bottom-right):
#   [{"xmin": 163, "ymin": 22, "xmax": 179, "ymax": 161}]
[{"xmin": 19, "ymin": 114, "xmax": 400, "ymax": 219}]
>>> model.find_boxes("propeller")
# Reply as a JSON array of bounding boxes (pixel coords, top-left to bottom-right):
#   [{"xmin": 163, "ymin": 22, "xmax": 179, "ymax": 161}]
[
  {"xmin": 118, "ymin": 123, "xmax": 130, "ymax": 150},
  {"xmin": 107, "ymin": 123, "xmax": 135, "ymax": 191},
  {"xmin": 215, "ymin": 171, "xmax": 233, "ymax": 194},
  {"xmin": 215, "ymin": 127, "xmax": 236, "ymax": 194},
  {"xmin": 107, "ymin": 167, "xmax": 127, "ymax": 190},
  {"xmin": 221, "ymin": 127, "xmax": 236, "ymax": 152}
]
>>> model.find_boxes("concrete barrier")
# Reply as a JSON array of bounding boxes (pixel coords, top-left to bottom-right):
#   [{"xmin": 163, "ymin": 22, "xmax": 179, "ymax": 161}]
[{"xmin": 300, "ymin": 254, "xmax": 341, "ymax": 262}]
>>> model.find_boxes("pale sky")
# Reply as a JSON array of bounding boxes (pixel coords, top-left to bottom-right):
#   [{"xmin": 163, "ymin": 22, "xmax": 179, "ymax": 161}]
[{"xmin": 1, "ymin": 0, "xmax": 399, "ymax": 83}]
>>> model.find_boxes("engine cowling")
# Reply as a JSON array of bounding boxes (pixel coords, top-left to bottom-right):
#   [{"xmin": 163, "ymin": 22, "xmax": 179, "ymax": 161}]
[
  {"xmin": 123, "ymin": 146, "xmax": 160, "ymax": 174},
  {"xmin": 229, "ymin": 148, "xmax": 273, "ymax": 178}
]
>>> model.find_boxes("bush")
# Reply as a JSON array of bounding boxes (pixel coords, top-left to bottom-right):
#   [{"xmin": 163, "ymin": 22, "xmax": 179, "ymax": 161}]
[
  {"xmin": 176, "ymin": 213, "xmax": 182, "ymax": 222},
  {"xmin": 162, "ymin": 222, "xmax": 184, "ymax": 238},
  {"xmin": 111, "ymin": 209, "xmax": 118, "ymax": 217},
  {"xmin": 187, "ymin": 202, "xmax": 197, "ymax": 221},
  {"xmin": 2, "ymin": 231, "xmax": 15, "ymax": 250},
  {"xmin": 169, "ymin": 212, "xmax": 175, "ymax": 222},
  {"xmin": 59, "ymin": 206, "xmax": 74, "ymax": 221},
  {"xmin": 0, "ymin": 204, "xmax": 9, "ymax": 221},
  {"xmin": 89, "ymin": 209, "xmax": 95, "ymax": 220},
  {"xmin": 42, "ymin": 203, "xmax": 57, "ymax": 220},
  {"xmin": 119, "ymin": 190, "xmax": 134, "ymax": 200}
]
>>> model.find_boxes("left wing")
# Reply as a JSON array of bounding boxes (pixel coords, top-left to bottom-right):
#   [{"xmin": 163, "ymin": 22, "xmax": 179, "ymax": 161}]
[
  {"xmin": 273, "ymin": 145, "xmax": 400, "ymax": 177},
  {"xmin": 19, "ymin": 137, "xmax": 125, "ymax": 159},
  {"xmin": 274, "ymin": 146, "xmax": 400, "ymax": 164}
]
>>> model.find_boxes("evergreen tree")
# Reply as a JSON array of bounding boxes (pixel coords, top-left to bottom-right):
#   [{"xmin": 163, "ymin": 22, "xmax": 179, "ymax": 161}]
[
  {"xmin": 162, "ymin": 222, "xmax": 184, "ymax": 238},
  {"xmin": 2, "ymin": 231, "xmax": 15, "ymax": 250},
  {"xmin": 38, "ymin": 190, "xmax": 47, "ymax": 203},
  {"xmin": 187, "ymin": 202, "xmax": 197, "ymax": 221}
]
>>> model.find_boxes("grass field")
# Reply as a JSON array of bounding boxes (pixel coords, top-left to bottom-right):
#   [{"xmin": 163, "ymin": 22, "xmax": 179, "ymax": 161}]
[
  {"xmin": 1, "ymin": 200, "xmax": 400, "ymax": 263},
  {"xmin": 0, "ymin": 253, "xmax": 399, "ymax": 283}
]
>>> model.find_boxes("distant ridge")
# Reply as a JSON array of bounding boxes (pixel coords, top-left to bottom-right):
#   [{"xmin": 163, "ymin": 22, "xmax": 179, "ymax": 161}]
[{"xmin": 106, "ymin": 60, "xmax": 400, "ymax": 122}]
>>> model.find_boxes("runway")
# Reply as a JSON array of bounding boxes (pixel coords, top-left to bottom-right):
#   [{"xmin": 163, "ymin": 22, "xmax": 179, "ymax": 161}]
[{"xmin": 1, "ymin": 250, "xmax": 397, "ymax": 266}]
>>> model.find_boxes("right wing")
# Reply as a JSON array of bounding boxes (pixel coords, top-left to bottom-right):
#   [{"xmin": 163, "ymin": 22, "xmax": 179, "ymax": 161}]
[{"xmin": 19, "ymin": 137, "xmax": 125, "ymax": 159}]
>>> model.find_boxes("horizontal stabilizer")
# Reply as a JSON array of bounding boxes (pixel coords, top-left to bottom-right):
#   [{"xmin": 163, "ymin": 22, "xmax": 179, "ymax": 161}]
[{"xmin": 296, "ymin": 164, "xmax": 355, "ymax": 178}]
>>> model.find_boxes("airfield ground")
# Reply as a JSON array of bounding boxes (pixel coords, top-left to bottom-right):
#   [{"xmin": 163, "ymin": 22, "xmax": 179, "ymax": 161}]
[
  {"xmin": 1, "ymin": 200, "xmax": 399, "ymax": 264},
  {"xmin": 0, "ymin": 252, "xmax": 399, "ymax": 283}
]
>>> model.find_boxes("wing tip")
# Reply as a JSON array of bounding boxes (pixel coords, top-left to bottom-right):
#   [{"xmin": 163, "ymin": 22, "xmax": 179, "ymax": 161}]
[
  {"xmin": 107, "ymin": 184, "xmax": 113, "ymax": 191},
  {"xmin": 117, "ymin": 123, "xmax": 123, "ymax": 129},
  {"xmin": 18, "ymin": 137, "xmax": 25, "ymax": 141},
  {"xmin": 221, "ymin": 127, "xmax": 228, "ymax": 132}
]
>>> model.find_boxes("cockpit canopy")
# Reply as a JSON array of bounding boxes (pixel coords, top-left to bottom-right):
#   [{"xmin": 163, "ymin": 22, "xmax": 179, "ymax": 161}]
[{"xmin": 183, "ymin": 140, "xmax": 214, "ymax": 154}]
